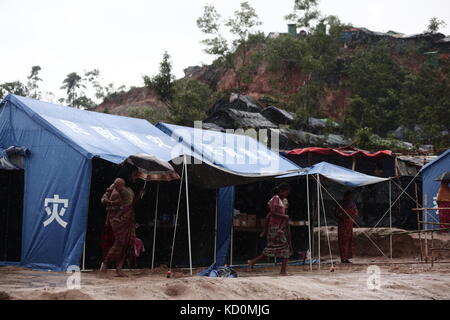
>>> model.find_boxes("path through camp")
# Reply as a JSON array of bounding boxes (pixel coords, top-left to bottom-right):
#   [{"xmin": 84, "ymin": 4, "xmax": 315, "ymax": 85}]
[{"xmin": 1, "ymin": 261, "xmax": 449, "ymax": 300}]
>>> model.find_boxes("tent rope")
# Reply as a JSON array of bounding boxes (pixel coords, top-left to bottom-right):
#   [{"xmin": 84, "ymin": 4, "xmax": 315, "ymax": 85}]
[
  {"xmin": 390, "ymin": 179, "xmax": 440, "ymax": 225},
  {"xmin": 370, "ymin": 170, "xmax": 421, "ymax": 230},
  {"xmin": 311, "ymin": 175, "xmax": 389, "ymax": 259},
  {"xmin": 168, "ymin": 162, "xmax": 185, "ymax": 272},
  {"xmin": 319, "ymin": 182, "xmax": 334, "ymax": 267}
]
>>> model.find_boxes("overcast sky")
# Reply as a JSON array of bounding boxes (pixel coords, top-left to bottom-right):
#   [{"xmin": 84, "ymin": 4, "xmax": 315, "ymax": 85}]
[{"xmin": 1, "ymin": 0, "xmax": 449, "ymax": 100}]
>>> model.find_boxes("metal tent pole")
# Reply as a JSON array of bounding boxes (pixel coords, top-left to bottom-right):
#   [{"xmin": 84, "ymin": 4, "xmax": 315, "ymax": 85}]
[
  {"xmin": 317, "ymin": 174, "xmax": 321, "ymax": 270},
  {"xmin": 151, "ymin": 182, "xmax": 160, "ymax": 270},
  {"xmin": 169, "ymin": 160, "xmax": 185, "ymax": 272},
  {"xmin": 82, "ymin": 241, "xmax": 86, "ymax": 271},
  {"xmin": 230, "ymin": 223, "xmax": 234, "ymax": 266},
  {"xmin": 184, "ymin": 157, "xmax": 193, "ymax": 275},
  {"xmin": 306, "ymin": 174, "xmax": 312, "ymax": 272},
  {"xmin": 214, "ymin": 189, "xmax": 218, "ymax": 264},
  {"xmin": 389, "ymin": 179, "xmax": 393, "ymax": 260}
]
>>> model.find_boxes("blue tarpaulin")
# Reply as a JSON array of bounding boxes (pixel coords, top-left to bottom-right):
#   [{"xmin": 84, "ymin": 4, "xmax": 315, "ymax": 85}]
[
  {"xmin": 216, "ymin": 186, "xmax": 235, "ymax": 266},
  {"xmin": 0, "ymin": 94, "xmax": 182, "ymax": 271},
  {"xmin": 277, "ymin": 161, "xmax": 389, "ymax": 188},
  {"xmin": 156, "ymin": 122, "xmax": 300, "ymax": 266},
  {"xmin": 157, "ymin": 123, "xmax": 300, "ymax": 177},
  {"xmin": 420, "ymin": 149, "xmax": 450, "ymax": 230}
]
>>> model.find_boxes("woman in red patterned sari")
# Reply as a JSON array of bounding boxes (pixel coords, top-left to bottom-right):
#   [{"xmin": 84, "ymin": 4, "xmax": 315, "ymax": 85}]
[
  {"xmin": 248, "ymin": 183, "xmax": 293, "ymax": 276},
  {"xmin": 100, "ymin": 177, "xmax": 136, "ymax": 277},
  {"xmin": 337, "ymin": 191, "xmax": 358, "ymax": 264}
]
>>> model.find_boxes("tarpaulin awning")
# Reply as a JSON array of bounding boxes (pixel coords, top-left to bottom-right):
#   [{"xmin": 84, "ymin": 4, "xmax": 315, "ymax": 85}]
[
  {"xmin": 157, "ymin": 122, "xmax": 301, "ymax": 189},
  {"xmin": 287, "ymin": 147, "xmax": 393, "ymax": 159},
  {"xmin": 278, "ymin": 161, "xmax": 389, "ymax": 188},
  {"xmin": 3, "ymin": 95, "xmax": 183, "ymax": 164}
]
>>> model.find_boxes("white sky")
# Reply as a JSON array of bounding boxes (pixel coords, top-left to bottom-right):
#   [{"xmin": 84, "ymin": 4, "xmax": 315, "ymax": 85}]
[{"xmin": 1, "ymin": 0, "xmax": 449, "ymax": 100}]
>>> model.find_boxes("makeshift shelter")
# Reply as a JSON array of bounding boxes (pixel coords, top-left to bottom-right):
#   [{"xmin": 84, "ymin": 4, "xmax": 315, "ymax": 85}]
[
  {"xmin": 0, "ymin": 95, "xmax": 183, "ymax": 271},
  {"xmin": 285, "ymin": 147, "xmax": 395, "ymax": 178},
  {"xmin": 156, "ymin": 122, "xmax": 300, "ymax": 266},
  {"xmin": 420, "ymin": 149, "xmax": 450, "ymax": 230},
  {"xmin": 278, "ymin": 161, "xmax": 392, "ymax": 269},
  {"xmin": 204, "ymin": 109, "xmax": 277, "ymax": 130}
]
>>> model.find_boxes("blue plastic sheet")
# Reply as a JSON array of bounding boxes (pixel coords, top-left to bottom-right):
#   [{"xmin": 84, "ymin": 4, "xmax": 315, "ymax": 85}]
[
  {"xmin": 278, "ymin": 161, "xmax": 389, "ymax": 188},
  {"xmin": 0, "ymin": 95, "xmax": 183, "ymax": 271},
  {"xmin": 420, "ymin": 149, "xmax": 450, "ymax": 230}
]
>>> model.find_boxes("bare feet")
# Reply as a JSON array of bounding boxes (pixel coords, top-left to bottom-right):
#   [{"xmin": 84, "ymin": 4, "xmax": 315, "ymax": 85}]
[
  {"xmin": 248, "ymin": 260, "xmax": 254, "ymax": 272},
  {"xmin": 100, "ymin": 262, "xmax": 107, "ymax": 273},
  {"xmin": 115, "ymin": 270, "xmax": 128, "ymax": 277}
]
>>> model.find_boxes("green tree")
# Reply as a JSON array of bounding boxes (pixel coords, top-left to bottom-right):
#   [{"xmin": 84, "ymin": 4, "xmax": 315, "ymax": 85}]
[
  {"xmin": 196, "ymin": 5, "xmax": 229, "ymax": 58},
  {"xmin": 427, "ymin": 17, "xmax": 446, "ymax": 33},
  {"xmin": 285, "ymin": 0, "xmax": 321, "ymax": 29},
  {"xmin": 84, "ymin": 69, "xmax": 106, "ymax": 101},
  {"xmin": 169, "ymin": 79, "xmax": 213, "ymax": 126},
  {"xmin": 143, "ymin": 51, "xmax": 175, "ymax": 102},
  {"xmin": 60, "ymin": 72, "xmax": 85, "ymax": 108},
  {"xmin": 0, "ymin": 81, "xmax": 28, "ymax": 99},
  {"xmin": 26, "ymin": 65, "xmax": 42, "ymax": 99},
  {"xmin": 128, "ymin": 106, "xmax": 169, "ymax": 124},
  {"xmin": 197, "ymin": 2, "xmax": 262, "ymax": 89},
  {"xmin": 265, "ymin": 34, "xmax": 307, "ymax": 76},
  {"xmin": 344, "ymin": 41, "xmax": 406, "ymax": 135}
]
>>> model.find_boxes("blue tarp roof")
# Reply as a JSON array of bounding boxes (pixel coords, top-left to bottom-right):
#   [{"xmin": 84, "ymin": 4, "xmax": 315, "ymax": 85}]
[
  {"xmin": 420, "ymin": 149, "xmax": 449, "ymax": 230},
  {"xmin": 156, "ymin": 122, "xmax": 300, "ymax": 176},
  {"xmin": 2, "ymin": 95, "xmax": 182, "ymax": 163},
  {"xmin": 420, "ymin": 149, "xmax": 450, "ymax": 173},
  {"xmin": 278, "ymin": 161, "xmax": 389, "ymax": 188}
]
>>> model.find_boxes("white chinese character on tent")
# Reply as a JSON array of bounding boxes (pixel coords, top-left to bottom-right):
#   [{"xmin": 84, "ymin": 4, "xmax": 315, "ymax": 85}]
[
  {"xmin": 60, "ymin": 120, "xmax": 91, "ymax": 136},
  {"xmin": 43, "ymin": 195, "xmax": 69, "ymax": 228},
  {"xmin": 91, "ymin": 126, "xmax": 120, "ymax": 141},
  {"xmin": 146, "ymin": 135, "xmax": 171, "ymax": 149},
  {"xmin": 118, "ymin": 130, "xmax": 148, "ymax": 146}
]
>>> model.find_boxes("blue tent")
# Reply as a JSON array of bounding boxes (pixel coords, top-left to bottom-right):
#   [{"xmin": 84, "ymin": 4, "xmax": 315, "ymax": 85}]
[
  {"xmin": 157, "ymin": 123, "xmax": 299, "ymax": 185},
  {"xmin": 278, "ymin": 161, "xmax": 389, "ymax": 188},
  {"xmin": 156, "ymin": 122, "xmax": 300, "ymax": 266},
  {"xmin": 420, "ymin": 149, "xmax": 450, "ymax": 230},
  {"xmin": 0, "ymin": 94, "xmax": 183, "ymax": 271}
]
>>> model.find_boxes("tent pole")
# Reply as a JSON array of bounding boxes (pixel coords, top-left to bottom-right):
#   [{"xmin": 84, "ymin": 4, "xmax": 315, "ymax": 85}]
[
  {"xmin": 169, "ymin": 160, "xmax": 185, "ymax": 272},
  {"xmin": 184, "ymin": 156, "xmax": 193, "ymax": 275},
  {"xmin": 151, "ymin": 182, "xmax": 160, "ymax": 270},
  {"xmin": 82, "ymin": 240, "xmax": 86, "ymax": 271},
  {"xmin": 306, "ymin": 174, "xmax": 312, "ymax": 272},
  {"xmin": 389, "ymin": 179, "xmax": 393, "ymax": 260},
  {"xmin": 317, "ymin": 174, "xmax": 321, "ymax": 270},
  {"xmin": 230, "ymin": 223, "xmax": 234, "ymax": 266},
  {"xmin": 424, "ymin": 194, "xmax": 429, "ymax": 261},
  {"xmin": 214, "ymin": 189, "xmax": 218, "ymax": 265}
]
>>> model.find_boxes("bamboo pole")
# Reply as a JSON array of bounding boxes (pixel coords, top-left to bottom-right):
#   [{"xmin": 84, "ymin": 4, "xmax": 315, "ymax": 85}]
[
  {"xmin": 306, "ymin": 174, "xmax": 312, "ymax": 272},
  {"xmin": 214, "ymin": 190, "xmax": 218, "ymax": 264},
  {"xmin": 389, "ymin": 179, "xmax": 393, "ymax": 260},
  {"xmin": 151, "ymin": 182, "xmax": 159, "ymax": 270},
  {"xmin": 414, "ymin": 183, "xmax": 423, "ymax": 262},
  {"xmin": 317, "ymin": 174, "xmax": 321, "ymax": 270},
  {"xmin": 184, "ymin": 157, "xmax": 193, "ymax": 275}
]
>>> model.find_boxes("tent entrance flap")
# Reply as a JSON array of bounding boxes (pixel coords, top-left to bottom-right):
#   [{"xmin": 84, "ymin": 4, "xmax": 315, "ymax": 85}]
[{"xmin": 216, "ymin": 186, "xmax": 235, "ymax": 266}]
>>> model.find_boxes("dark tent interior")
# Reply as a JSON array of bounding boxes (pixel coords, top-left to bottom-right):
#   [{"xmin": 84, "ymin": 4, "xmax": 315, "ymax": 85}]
[
  {"xmin": 85, "ymin": 158, "xmax": 217, "ymax": 270},
  {"xmin": 0, "ymin": 170, "xmax": 23, "ymax": 262}
]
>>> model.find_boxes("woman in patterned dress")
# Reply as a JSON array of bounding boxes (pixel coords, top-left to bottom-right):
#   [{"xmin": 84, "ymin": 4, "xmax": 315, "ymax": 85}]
[
  {"xmin": 248, "ymin": 183, "xmax": 293, "ymax": 276},
  {"xmin": 100, "ymin": 177, "xmax": 136, "ymax": 277}
]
